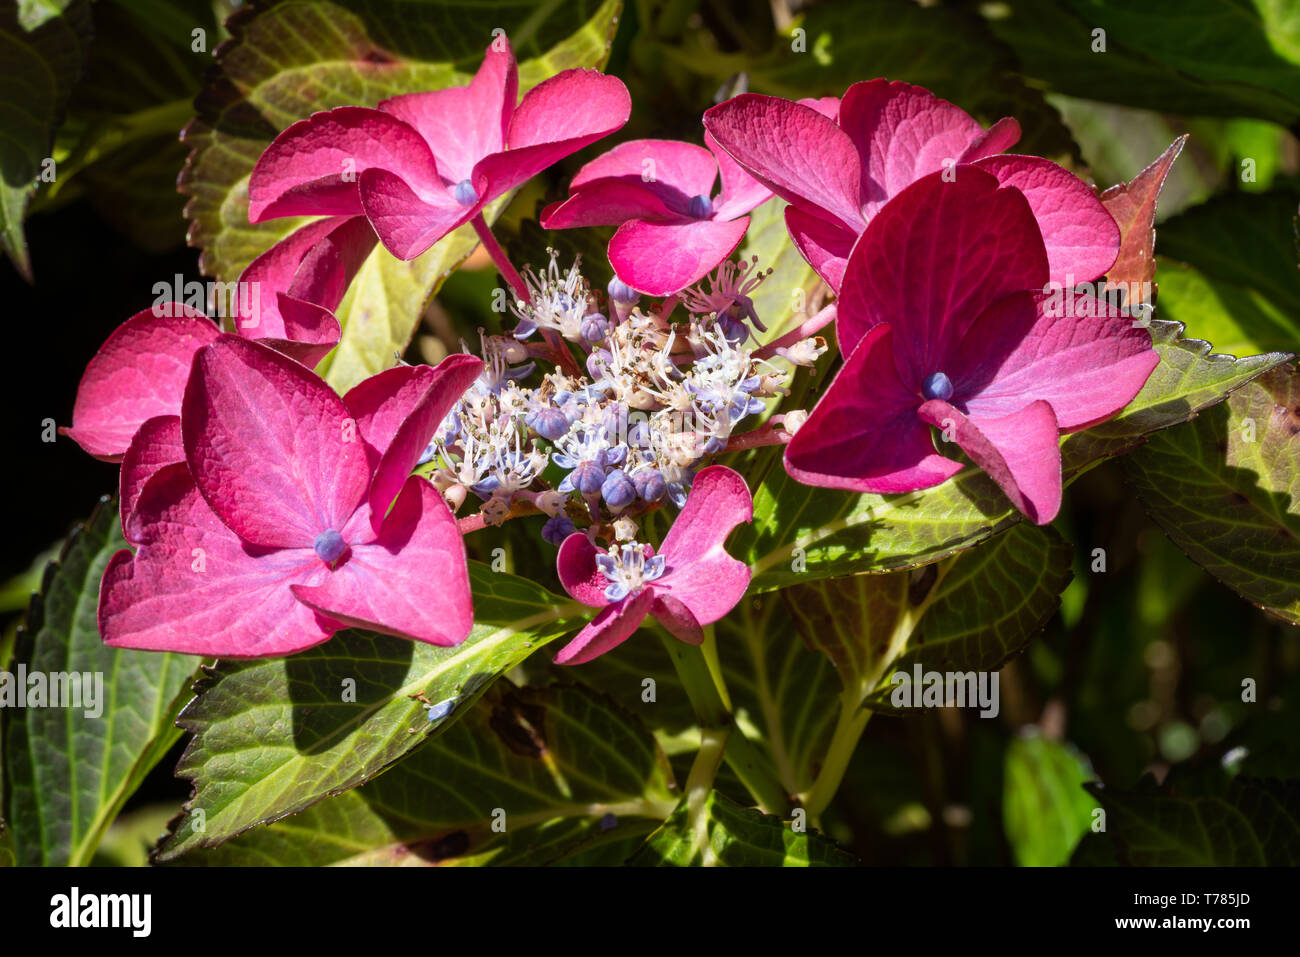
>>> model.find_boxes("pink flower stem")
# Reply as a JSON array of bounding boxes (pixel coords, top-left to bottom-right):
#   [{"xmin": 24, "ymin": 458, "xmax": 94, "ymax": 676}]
[
  {"xmin": 723, "ymin": 417, "xmax": 792, "ymax": 452},
  {"xmin": 472, "ymin": 213, "xmax": 529, "ymax": 305},
  {"xmin": 456, "ymin": 498, "xmax": 539, "ymax": 534},
  {"xmin": 657, "ymin": 294, "xmax": 680, "ymax": 321},
  {"xmin": 753, "ymin": 302, "xmax": 838, "ymax": 360}
]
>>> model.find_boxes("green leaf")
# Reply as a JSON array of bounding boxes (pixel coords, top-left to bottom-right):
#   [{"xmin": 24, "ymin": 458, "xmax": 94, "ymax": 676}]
[
  {"xmin": 719, "ymin": 593, "xmax": 840, "ymax": 795},
  {"xmin": 628, "ymin": 788, "xmax": 855, "ymax": 866},
  {"xmin": 987, "ymin": 0, "xmax": 1300, "ymax": 126},
  {"xmin": 180, "ymin": 0, "xmax": 622, "ymax": 392},
  {"xmin": 1087, "ymin": 776, "xmax": 1300, "ymax": 865},
  {"xmin": 167, "ymin": 681, "xmax": 677, "ymax": 866},
  {"xmin": 2, "ymin": 497, "xmax": 200, "ymax": 866},
  {"xmin": 1154, "ymin": 190, "xmax": 1300, "ymax": 355},
  {"xmin": 16, "ymin": 0, "xmax": 76, "ymax": 32},
  {"xmin": 154, "ymin": 565, "xmax": 585, "ymax": 861},
  {"xmin": 660, "ymin": 0, "xmax": 1078, "ymax": 159},
  {"xmin": 1125, "ymin": 365, "xmax": 1300, "ymax": 625},
  {"xmin": 1003, "ymin": 731, "xmax": 1096, "ymax": 867},
  {"xmin": 739, "ymin": 322, "xmax": 1291, "ymax": 589},
  {"xmin": 0, "ymin": 0, "xmax": 91, "ymax": 279},
  {"xmin": 782, "ymin": 523, "xmax": 1072, "ymax": 714}
]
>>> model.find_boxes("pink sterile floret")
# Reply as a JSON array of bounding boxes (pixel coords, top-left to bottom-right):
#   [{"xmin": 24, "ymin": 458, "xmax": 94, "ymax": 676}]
[
  {"xmin": 248, "ymin": 36, "xmax": 631, "ymax": 261},
  {"xmin": 99, "ymin": 336, "xmax": 482, "ymax": 657},
  {"xmin": 782, "ymin": 168, "xmax": 1159, "ymax": 525},
  {"xmin": 553, "ymin": 465, "xmax": 753, "ymax": 665},
  {"xmin": 540, "ymin": 134, "xmax": 772, "ymax": 296}
]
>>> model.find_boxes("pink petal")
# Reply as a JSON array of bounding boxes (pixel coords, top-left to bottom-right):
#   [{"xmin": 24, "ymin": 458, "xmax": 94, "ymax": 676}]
[
  {"xmin": 234, "ymin": 216, "xmax": 346, "ymax": 337},
  {"xmin": 259, "ymin": 295, "xmax": 341, "ymax": 368},
  {"xmin": 704, "ymin": 94, "xmax": 864, "ymax": 232},
  {"xmin": 658, "ymin": 465, "xmax": 753, "ymax": 566},
  {"xmin": 567, "ymin": 138, "xmax": 718, "ymax": 214},
  {"xmin": 378, "ymin": 37, "xmax": 517, "ymax": 185},
  {"xmin": 707, "ymin": 131, "xmax": 773, "ymax": 221},
  {"xmin": 650, "ymin": 592, "xmax": 704, "ymax": 646},
  {"xmin": 798, "ymin": 96, "xmax": 841, "ymax": 120},
  {"xmin": 100, "ymin": 466, "xmax": 336, "ymax": 657},
  {"xmin": 609, "ymin": 217, "xmax": 749, "ymax": 296},
  {"xmin": 248, "ymin": 107, "xmax": 442, "ymax": 222},
  {"xmin": 784, "ymin": 205, "xmax": 857, "ymax": 292},
  {"xmin": 540, "ymin": 179, "xmax": 681, "ymax": 229},
  {"xmin": 358, "ymin": 166, "xmax": 475, "ymax": 260},
  {"xmin": 63, "ymin": 307, "xmax": 219, "ymax": 460},
  {"xmin": 784, "ymin": 325, "xmax": 963, "ymax": 493},
  {"xmin": 291, "ymin": 477, "xmax": 473, "ymax": 647},
  {"xmin": 975, "ymin": 154, "xmax": 1120, "ymax": 286},
  {"xmin": 839, "ymin": 80, "xmax": 989, "ymax": 219},
  {"xmin": 182, "ymin": 336, "xmax": 370, "ymax": 549},
  {"xmin": 285, "ymin": 214, "xmax": 379, "ymax": 309},
  {"xmin": 918, "ymin": 398, "xmax": 1062, "ymax": 524},
  {"xmin": 355, "ymin": 353, "xmax": 483, "ymax": 528},
  {"xmin": 119, "ymin": 414, "xmax": 183, "ymax": 541},
  {"xmin": 953, "ymin": 291, "xmax": 1159, "ymax": 431},
  {"xmin": 958, "ymin": 116, "xmax": 1021, "ymax": 163},
  {"xmin": 553, "ymin": 589, "xmax": 654, "ymax": 666},
  {"xmin": 556, "ymin": 532, "xmax": 610, "ymax": 607},
  {"xmin": 476, "ymin": 69, "xmax": 631, "ymax": 201},
  {"xmin": 835, "ymin": 167, "xmax": 1049, "ymax": 379}
]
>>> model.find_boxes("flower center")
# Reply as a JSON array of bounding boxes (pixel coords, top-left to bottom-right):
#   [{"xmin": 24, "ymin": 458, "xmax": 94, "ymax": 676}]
[
  {"xmin": 921, "ymin": 371, "xmax": 954, "ymax": 401},
  {"xmin": 688, "ymin": 193, "xmax": 713, "ymax": 219},
  {"xmin": 453, "ymin": 179, "xmax": 479, "ymax": 207},
  {"xmin": 595, "ymin": 543, "xmax": 666, "ymax": 602},
  {"xmin": 313, "ymin": 529, "xmax": 347, "ymax": 564}
]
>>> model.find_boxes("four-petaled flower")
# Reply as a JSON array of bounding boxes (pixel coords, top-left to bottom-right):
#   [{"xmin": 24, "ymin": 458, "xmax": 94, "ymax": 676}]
[
  {"xmin": 783, "ymin": 169, "xmax": 1159, "ymax": 525},
  {"xmin": 541, "ymin": 134, "xmax": 772, "ymax": 296},
  {"xmin": 99, "ymin": 336, "xmax": 483, "ymax": 657},
  {"xmin": 704, "ymin": 80, "xmax": 1118, "ymax": 292},
  {"xmin": 249, "ymin": 36, "xmax": 631, "ymax": 260},
  {"xmin": 553, "ymin": 466, "xmax": 753, "ymax": 665}
]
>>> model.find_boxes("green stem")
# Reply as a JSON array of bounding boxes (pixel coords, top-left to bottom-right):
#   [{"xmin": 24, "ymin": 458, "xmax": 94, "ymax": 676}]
[
  {"xmin": 658, "ymin": 630, "xmax": 789, "ymax": 815},
  {"xmin": 798, "ymin": 557, "xmax": 960, "ymax": 821}
]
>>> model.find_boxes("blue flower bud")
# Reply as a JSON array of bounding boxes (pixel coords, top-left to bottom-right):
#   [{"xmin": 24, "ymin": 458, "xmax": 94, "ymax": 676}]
[
  {"xmin": 541, "ymin": 515, "xmax": 576, "ymax": 546},
  {"xmin": 313, "ymin": 529, "xmax": 347, "ymax": 563},
  {"xmin": 688, "ymin": 193, "xmax": 714, "ymax": 218},
  {"xmin": 607, "ymin": 276, "xmax": 640, "ymax": 304},
  {"xmin": 571, "ymin": 460, "xmax": 606, "ymax": 495},
  {"xmin": 599, "ymin": 812, "xmax": 617, "ymax": 831},
  {"xmin": 453, "ymin": 179, "xmax": 479, "ymax": 207},
  {"xmin": 527, "ymin": 406, "xmax": 570, "ymax": 441},
  {"xmin": 601, "ymin": 469, "xmax": 637, "ymax": 508},
  {"xmin": 580, "ymin": 313, "xmax": 609, "ymax": 345},
  {"xmin": 702, "ymin": 435, "xmax": 727, "ymax": 455},
  {"xmin": 632, "ymin": 468, "xmax": 666, "ymax": 502},
  {"xmin": 921, "ymin": 371, "xmax": 954, "ymax": 401}
]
